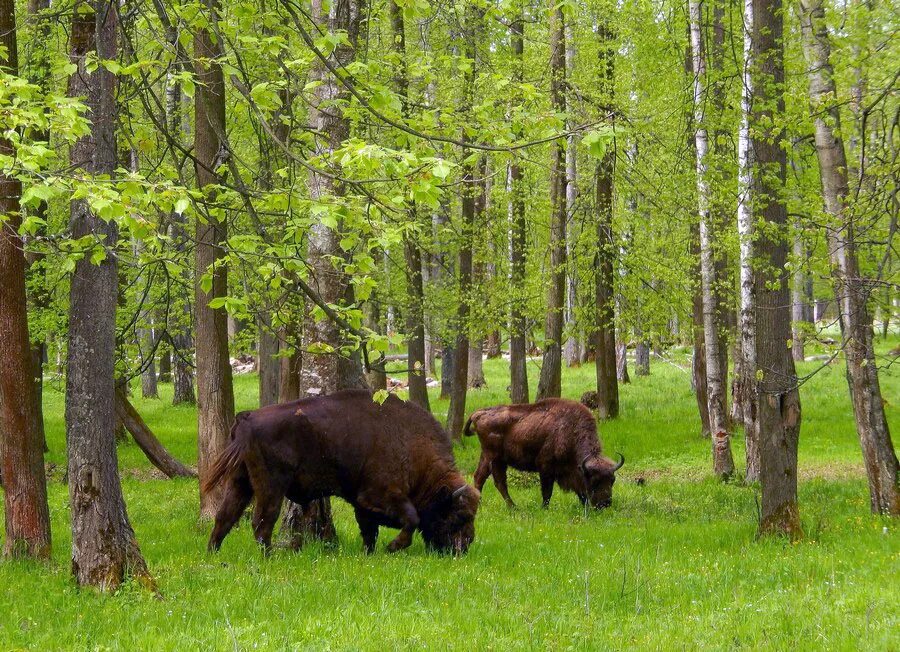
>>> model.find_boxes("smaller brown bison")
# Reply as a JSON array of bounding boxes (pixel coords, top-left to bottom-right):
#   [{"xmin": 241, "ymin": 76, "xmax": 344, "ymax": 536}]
[
  {"xmin": 204, "ymin": 390, "xmax": 480, "ymax": 555},
  {"xmin": 464, "ymin": 398, "xmax": 624, "ymax": 509}
]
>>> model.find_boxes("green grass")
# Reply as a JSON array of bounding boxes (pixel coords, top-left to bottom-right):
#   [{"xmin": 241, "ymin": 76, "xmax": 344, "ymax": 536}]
[{"xmin": 1, "ymin": 342, "xmax": 898, "ymax": 650}]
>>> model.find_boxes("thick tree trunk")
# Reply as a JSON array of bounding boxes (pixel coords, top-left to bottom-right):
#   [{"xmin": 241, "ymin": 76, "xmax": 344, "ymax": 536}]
[
  {"xmin": 440, "ymin": 343, "xmax": 455, "ymax": 400},
  {"xmin": 114, "ymin": 389, "xmax": 195, "ymax": 478},
  {"xmin": 753, "ymin": 0, "xmax": 802, "ymax": 537},
  {"xmin": 736, "ymin": 0, "xmax": 759, "ymax": 480},
  {"xmin": 594, "ymin": 21, "xmax": 618, "ymax": 420},
  {"xmin": 799, "ymin": 0, "xmax": 899, "ymax": 515},
  {"xmin": 283, "ymin": 0, "xmax": 367, "ymax": 545},
  {"xmin": 508, "ymin": 13, "xmax": 529, "ymax": 405},
  {"xmin": 536, "ymin": 1, "xmax": 567, "ymax": 400},
  {"xmin": 194, "ymin": 0, "xmax": 236, "ymax": 519},
  {"xmin": 278, "ymin": 329, "xmax": 301, "ymax": 403},
  {"xmin": 172, "ymin": 330, "xmax": 196, "ymax": 405},
  {"xmin": 615, "ymin": 341, "xmax": 630, "ymax": 384},
  {"xmin": 258, "ymin": 313, "xmax": 280, "ymax": 407},
  {"xmin": 690, "ymin": 0, "xmax": 734, "ymax": 478},
  {"xmin": 157, "ymin": 347, "xmax": 172, "ymax": 383},
  {"xmin": 635, "ymin": 339, "xmax": 650, "ymax": 376},
  {"xmin": 0, "ymin": 0, "xmax": 51, "ymax": 559},
  {"xmin": 65, "ymin": 3, "xmax": 151, "ymax": 589}
]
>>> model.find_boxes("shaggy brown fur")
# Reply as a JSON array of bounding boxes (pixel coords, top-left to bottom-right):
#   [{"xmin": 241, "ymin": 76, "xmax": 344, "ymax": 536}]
[
  {"xmin": 464, "ymin": 398, "xmax": 623, "ymax": 509},
  {"xmin": 204, "ymin": 389, "xmax": 480, "ymax": 555}
]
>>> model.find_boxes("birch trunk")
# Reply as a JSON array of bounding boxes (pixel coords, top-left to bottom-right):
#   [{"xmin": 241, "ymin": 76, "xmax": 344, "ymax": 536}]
[
  {"xmin": 799, "ymin": 0, "xmax": 899, "ymax": 515},
  {"xmin": 690, "ymin": 0, "xmax": 734, "ymax": 478}
]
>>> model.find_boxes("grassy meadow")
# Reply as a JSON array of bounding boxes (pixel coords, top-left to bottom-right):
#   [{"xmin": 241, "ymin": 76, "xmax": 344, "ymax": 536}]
[{"xmin": 0, "ymin": 342, "xmax": 898, "ymax": 650}]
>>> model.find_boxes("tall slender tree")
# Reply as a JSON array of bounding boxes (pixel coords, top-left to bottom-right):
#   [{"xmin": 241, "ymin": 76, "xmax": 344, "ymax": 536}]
[
  {"xmin": 752, "ymin": 0, "xmax": 802, "ymax": 537},
  {"xmin": 690, "ymin": 0, "xmax": 734, "ymax": 478},
  {"xmin": 594, "ymin": 18, "xmax": 619, "ymax": 419},
  {"xmin": 536, "ymin": 0, "xmax": 567, "ymax": 400},
  {"xmin": 508, "ymin": 4, "xmax": 529, "ymax": 404},
  {"xmin": 0, "ymin": 0, "xmax": 52, "ymax": 559},
  {"xmin": 65, "ymin": 0, "xmax": 151, "ymax": 588},
  {"xmin": 799, "ymin": 0, "xmax": 899, "ymax": 515},
  {"xmin": 194, "ymin": 0, "xmax": 235, "ymax": 518}
]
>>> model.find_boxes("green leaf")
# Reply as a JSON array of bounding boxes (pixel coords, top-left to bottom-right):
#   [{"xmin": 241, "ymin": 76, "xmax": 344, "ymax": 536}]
[{"xmin": 372, "ymin": 389, "xmax": 389, "ymax": 405}]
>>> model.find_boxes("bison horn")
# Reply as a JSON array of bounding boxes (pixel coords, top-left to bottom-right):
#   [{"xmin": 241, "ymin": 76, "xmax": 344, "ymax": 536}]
[
  {"xmin": 613, "ymin": 452, "xmax": 625, "ymax": 472},
  {"xmin": 451, "ymin": 485, "xmax": 468, "ymax": 500},
  {"xmin": 580, "ymin": 455, "xmax": 592, "ymax": 474}
]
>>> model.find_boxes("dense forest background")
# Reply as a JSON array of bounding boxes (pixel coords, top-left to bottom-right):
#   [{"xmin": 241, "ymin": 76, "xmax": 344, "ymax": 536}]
[{"xmin": 0, "ymin": 0, "xmax": 897, "ymax": 596}]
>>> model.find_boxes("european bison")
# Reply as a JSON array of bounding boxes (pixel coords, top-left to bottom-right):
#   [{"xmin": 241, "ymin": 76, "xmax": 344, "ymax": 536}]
[
  {"xmin": 464, "ymin": 398, "xmax": 624, "ymax": 509},
  {"xmin": 204, "ymin": 389, "xmax": 480, "ymax": 554}
]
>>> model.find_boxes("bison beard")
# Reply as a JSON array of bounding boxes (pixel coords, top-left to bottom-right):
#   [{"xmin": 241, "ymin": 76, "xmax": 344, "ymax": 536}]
[
  {"xmin": 464, "ymin": 398, "xmax": 624, "ymax": 509},
  {"xmin": 203, "ymin": 390, "xmax": 480, "ymax": 554}
]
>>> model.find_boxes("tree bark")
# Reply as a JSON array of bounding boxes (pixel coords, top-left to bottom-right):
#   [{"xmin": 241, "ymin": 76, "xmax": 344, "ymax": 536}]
[
  {"xmin": 615, "ymin": 341, "xmax": 630, "ymax": 384},
  {"xmin": 446, "ymin": 5, "xmax": 481, "ymax": 438},
  {"xmin": 0, "ymin": 0, "xmax": 51, "ymax": 558},
  {"xmin": 508, "ymin": 12, "xmax": 529, "ymax": 405},
  {"xmin": 690, "ymin": 0, "xmax": 734, "ymax": 478},
  {"xmin": 157, "ymin": 346, "xmax": 172, "ymax": 383},
  {"xmin": 468, "ymin": 339, "xmax": 485, "ymax": 388},
  {"xmin": 278, "ymin": 326, "xmax": 301, "ymax": 403},
  {"xmin": 194, "ymin": 0, "xmax": 236, "ymax": 519},
  {"xmin": 258, "ymin": 313, "xmax": 280, "ymax": 407},
  {"xmin": 282, "ymin": 0, "xmax": 368, "ymax": 545},
  {"xmin": 594, "ymin": 21, "xmax": 618, "ymax": 419},
  {"xmin": 736, "ymin": 0, "xmax": 759, "ymax": 480},
  {"xmin": 563, "ymin": 22, "xmax": 582, "ymax": 369},
  {"xmin": 65, "ymin": 1, "xmax": 151, "ymax": 588},
  {"xmin": 753, "ymin": 0, "xmax": 802, "ymax": 537},
  {"xmin": 799, "ymin": 0, "xmax": 899, "ymax": 515},
  {"xmin": 114, "ymin": 389, "xmax": 195, "ymax": 478},
  {"xmin": 536, "ymin": 1, "xmax": 567, "ymax": 400}
]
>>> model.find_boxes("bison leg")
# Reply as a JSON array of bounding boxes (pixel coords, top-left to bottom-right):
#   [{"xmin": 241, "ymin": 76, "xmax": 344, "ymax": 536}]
[
  {"xmin": 354, "ymin": 507, "xmax": 379, "ymax": 554},
  {"xmin": 491, "ymin": 462, "xmax": 515, "ymax": 509},
  {"xmin": 251, "ymin": 488, "xmax": 285, "ymax": 554},
  {"xmin": 539, "ymin": 472, "xmax": 554, "ymax": 508},
  {"xmin": 473, "ymin": 453, "xmax": 492, "ymax": 491},
  {"xmin": 208, "ymin": 473, "xmax": 253, "ymax": 552}
]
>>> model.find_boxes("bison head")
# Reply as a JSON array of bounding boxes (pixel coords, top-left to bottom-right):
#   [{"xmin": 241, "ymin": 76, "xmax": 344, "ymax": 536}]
[
  {"xmin": 580, "ymin": 453, "xmax": 625, "ymax": 509},
  {"xmin": 420, "ymin": 484, "xmax": 481, "ymax": 554}
]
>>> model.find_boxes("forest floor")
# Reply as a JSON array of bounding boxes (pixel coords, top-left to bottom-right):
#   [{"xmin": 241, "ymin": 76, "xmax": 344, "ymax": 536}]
[{"xmin": 1, "ymin": 339, "xmax": 898, "ymax": 650}]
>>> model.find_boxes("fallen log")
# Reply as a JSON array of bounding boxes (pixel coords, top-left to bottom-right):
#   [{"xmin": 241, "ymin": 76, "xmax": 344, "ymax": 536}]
[{"xmin": 114, "ymin": 389, "xmax": 196, "ymax": 478}]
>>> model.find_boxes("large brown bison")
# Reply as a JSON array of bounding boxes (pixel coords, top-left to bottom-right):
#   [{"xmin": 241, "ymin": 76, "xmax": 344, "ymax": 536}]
[
  {"xmin": 464, "ymin": 398, "xmax": 624, "ymax": 509},
  {"xmin": 204, "ymin": 389, "xmax": 480, "ymax": 554}
]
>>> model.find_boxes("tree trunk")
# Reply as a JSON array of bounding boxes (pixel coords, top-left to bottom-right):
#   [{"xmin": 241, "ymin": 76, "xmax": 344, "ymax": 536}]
[
  {"xmin": 690, "ymin": 0, "xmax": 734, "ymax": 478},
  {"xmin": 594, "ymin": 20, "xmax": 619, "ymax": 420},
  {"xmin": 615, "ymin": 341, "xmax": 630, "ymax": 384},
  {"xmin": 172, "ymin": 330, "xmax": 196, "ymax": 405},
  {"xmin": 278, "ymin": 327, "xmax": 301, "ymax": 403},
  {"xmin": 508, "ymin": 13, "xmax": 529, "ymax": 405},
  {"xmin": 468, "ymin": 339, "xmax": 485, "ymax": 388},
  {"xmin": 791, "ymin": 228, "xmax": 809, "ymax": 361},
  {"xmin": 114, "ymin": 389, "xmax": 195, "ymax": 478},
  {"xmin": 635, "ymin": 340, "xmax": 650, "ymax": 376},
  {"xmin": 440, "ymin": 343, "xmax": 455, "ymax": 400},
  {"xmin": 536, "ymin": 1, "xmax": 567, "ymax": 400},
  {"xmin": 258, "ymin": 313, "xmax": 280, "ymax": 407},
  {"xmin": 737, "ymin": 0, "xmax": 759, "ymax": 480},
  {"xmin": 799, "ymin": 0, "xmax": 899, "ymax": 515},
  {"xmin": 24, "ymin": 0, "xmax": 51, "ymax": 455},
  {"xmin": 446, "ymin": 6, "xmax": 481, "ymax": 438},
  {"xmin": 563, "ymin": 23, "xmax": 582, "ymax": 369},
  {"xmin": 0, "ymin": 0, "xmax": 51, "ymax": 559},
  {"xmin": 753, "ymin": 0, "xmax": 802, "ymax": 537},
  {"xmin": 139, "ymin": 318, "xmax": 158, "ymax": 399},
  {"xmin": 65, "ymin": 3, "xmax": 151, "ymax": 589},
  {"xmin": 157, "ymin": 347, "xmax": 172, "ymax": 383},
  {"xmin": 194, "ymin": 0, "xmax": 236, "ymax": 519},
  {"xmin": 283, "ymin": 0, "xmax": 368, "ymax": 545}
]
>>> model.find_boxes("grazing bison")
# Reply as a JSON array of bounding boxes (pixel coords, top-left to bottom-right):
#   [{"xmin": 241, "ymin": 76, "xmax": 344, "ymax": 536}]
[
  {"xmin": 464, "ymin": 398, "xmax": 624, "ymax": 509},
  {"xmin": 204, "ymin": 389, "xmax": 480, "ymax": 554}
]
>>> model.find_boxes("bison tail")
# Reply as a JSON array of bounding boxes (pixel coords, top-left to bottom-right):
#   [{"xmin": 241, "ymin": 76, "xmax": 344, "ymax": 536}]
[
  {"xmin": 463, "ymin": 415, "xmax": 476, "ymax": 437},
  {"xmin": 201, "ymin": 421, "xmax": 250, "ymax": 494}
]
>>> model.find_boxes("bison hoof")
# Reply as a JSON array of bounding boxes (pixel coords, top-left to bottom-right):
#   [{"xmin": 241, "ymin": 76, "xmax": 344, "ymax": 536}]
[{"xmin": 386, "ymin": 537, "xmax": 410, "ymax": 553}]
